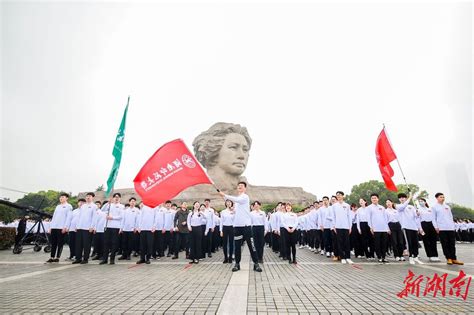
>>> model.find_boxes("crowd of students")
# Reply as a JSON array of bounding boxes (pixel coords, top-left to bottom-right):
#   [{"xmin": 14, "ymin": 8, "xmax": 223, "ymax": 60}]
[{"xmin": 3, "ymin": 186, "xmax": 472, "ymax": 270}]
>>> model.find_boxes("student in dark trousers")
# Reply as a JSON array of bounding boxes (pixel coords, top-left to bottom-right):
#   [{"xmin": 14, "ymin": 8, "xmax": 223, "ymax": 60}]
[
  {"xmin": 356, "ymin": 198, "xmax": 375, "ymax": 260},
  {"xmin": 250, "ymin": 201, "xmax": 268, "ymax": 264},
  {"xmin": 218, "ymin": 182, "xmax": 262, "ymax": 272},
  {"xmin": 66, "ymin": 199, "xmax": 83, "ymax": 261},
  {"xmin": 188, "ymin": 202, "xmax": 205, "ymax": 264},
  {"xmin": 386, "ymin": 199, "xmax": 405, "ymax": 262},
  {"xmin": 73, "ymin": 192, "xmax": 97, "ymax": 265},
  {"xmin": 331, "ymin": 191, "xmax": 353, "ymax": 264},
  {"xmin": 173, "ymin": 202, "xmax": 190, "ymax": 259},
  {"xmin": 46, "ymin": 193, "xmax": 73, "ymax": 263},
  {"xmin": 417, "ymin": 198, "xmax": 440, "ymax": 262},
  {"xmin": 136, "ymin": 204, "xmax": 156, "ymax": 265},
  {"xmin": 119, "ymin": 198, "xmax": 140, "ymax": 260},
  {"xmin": 100, "ymin": 193, "xmax": 124, "ymax": 265},
  {"xmin": 220, "ymin": 200, "xmax": 235, "ymax": 263},
  {"xmin": 367, "ymin": 193, "xmax": 390, "ymax": 264},
  {"xmin": 281, "ymin": 203, "xmax": 299, "ymax": 264},
  {"xmin": 432, "ymin": 193, "xmax": 463, "ymax": 265}
]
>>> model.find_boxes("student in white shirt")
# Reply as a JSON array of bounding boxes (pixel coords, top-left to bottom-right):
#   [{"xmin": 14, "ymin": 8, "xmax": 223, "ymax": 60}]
[
  {"xmin": 396, "ymin": 192, "xmax": 423, "ymax": 264},
  {"xmin": 136, "ymin": 203, "xmax": 156, "ymax": 264},
  {"xmin": 220, "ymin": 199, "xmax": 235, "ymax": 263},
  {"xmin": 202, "ymin": 199, "xmax": 215, "ymax": 258},
  {"xmin": 250, "ymin": 201, "xmax": 268, "ymax": 264},
  {"xmin": 100, "ymin": 193, "xmax": 124, "ymax": 265},
  {"xmin": 356, "ymin": 198, "xmax": 375, "ymax": 260},
  {"xmin": 431, "ymin": 192, "xmax": 463, "ymax": 265},
  {"xmin": 218, "ymin": 182, "xmax": 262, "ymax": 272},
  {"xmin": 187, "ymin": 201, "xmax": 205, "ymax": 264},
  {"xmin": 417, "ymin": 198, "xmax": 440, "ymax": 262},
  {"xmin": 73, "ymin": 192, "xmax": 98, "ymax": 265},
  {"xmin": 162, "ymin": 201, "xmax": 176, "ymax": 258},
  {"xmin": 331, "ymin": 191, "xmax": 353, "ymax": 264},
  {"xmin": 91, "ymin": 201, "xmax": 106, "ymax": 261},
  {"xmin": 349, "ymin": 203, "xmax": 363, "ymax": 259},
  {"xmin": 319, "ymin": 196, "xmax": 333, "ymax": 258},
  {"xmin": 386, "ymin": 199, "xmax": 404, "ymax": 262},
  {"xmin": 66, "ymin": 199, "xmax": 84, "ymax": 261},
  {"xmin": 270, "ymin": 203, "xmax": 283, "ymax": 254},
  {"xmin": 281, "ymin": 203, "xmax": 299, "ymax": 264},
  {"xmin": 119, "ymin": 197, "xmax": 140, "ymax": 260},
  {"xmin": 46, "ymin": 193, "xmax": 73, "ymax": 263},
  {"xmin": 153, "ymin": 204, "xmax": 166, "ymax": 259},
  {"xmin": 368, "ymin": 193, "xmax": 390, "ymax": 264}
]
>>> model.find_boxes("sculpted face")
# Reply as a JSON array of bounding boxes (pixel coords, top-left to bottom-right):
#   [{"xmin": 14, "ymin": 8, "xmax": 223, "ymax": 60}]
[{"xmin": 215, "ymin": 133, "xmax": 249, "ymax": 176}]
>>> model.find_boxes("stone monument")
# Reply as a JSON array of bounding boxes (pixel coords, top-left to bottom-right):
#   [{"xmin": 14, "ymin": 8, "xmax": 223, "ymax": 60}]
[{"xmin": 89, "ymin": 122, "xmax": 317, "ymax": 208}]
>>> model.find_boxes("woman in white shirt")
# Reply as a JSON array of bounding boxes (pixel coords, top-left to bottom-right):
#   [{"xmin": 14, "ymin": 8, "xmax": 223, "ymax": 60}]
[
  {"xmin": 282, "ymin": 203, "xmax": 299, "ymax": 264},
  {"xmin": 187, "ymin": 202, "xmax": 206, "ymax": 264},
  {"xmin": 220, "ymin": 200, "xmax": 235, "ymax": 264},
  {"xmin": 386, "ymin": 199, "xmax": 405, "ymax": 262}
]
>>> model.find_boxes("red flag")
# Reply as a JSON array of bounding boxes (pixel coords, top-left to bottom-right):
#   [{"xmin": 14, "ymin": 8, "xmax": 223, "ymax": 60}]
[
  {"xmin": 134, "ymin": 139, "xmax": 213, "ymax": 207},
  {"xmin": 376, "ymin": 129, "xmax": 398, "ymax": 191}
]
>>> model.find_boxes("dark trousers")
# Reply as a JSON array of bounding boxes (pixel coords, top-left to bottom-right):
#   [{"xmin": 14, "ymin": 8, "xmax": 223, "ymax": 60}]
[
  {"xmin": 389, "ymin": 222, "xmax": 404, "ymax": 258},
  {"xmin": 323, "ymin": 229, "xmax": 332, "ymax": 253},
  {"xmin": 279, "ymin": 227, "xmax": 287, "ymax": 258},
  {"xmin": 68, "ymin": 231, "xmax": 76, "ymax": 259},
  {"xmin": 164, "ymin": 231, "xmax": 174, "ymax": 255},
  {"xmin": 75, "ymin": 230, "xmax": 92, "ymax": 261},
  {"xmin": 350, "ymin": 223, "xmax": 363, "ymax": 257},
  {"xmin": 190, "ymin": 225, "xmax": 203, "ymax": 260},
  {"xmin": 315, "ymin": 230, "xmax": 322, "ymax": 250},
  {"xmin": 103, "ymin": 228, "xmax": 120, "ymax": 261},
  {"xmin": 421, "ymin": 222, "xmax": 438, "ymax": 258},
  {"xmin": 93, "ymin": 233, "xmax": 104, "ymax": 259},
  {"xmin": 283, "ymin": 229, "xmax": 297, "ymax": 261},
  {"xmin": 374, "ymin": 232, "xmax": 388, "ymax": 259},
  {"xmin": 222, "ymin": 225, "xmax": 234, "ymax": 260},
  {"xmin": 439, "ymin": 230, "xmax": 457, "ymax": 260},
  {"xmin": 174, "ymin": 232, "xmax": 189, "ymax": 257},
  {"xmin": 404, "ymin": 229, "xmax": 419, "ymax": 257},
  {"xmin": 139, "ymin": 231, "xmax": 154, "ymax": 261},
  {"xmin": 50, "ymin": 228, "xmax": 65, "ymax": 258},
  {"xmin": 200, "ymin": 224, "xmax": 207, "ymax": 258},
  {"xmin": 332, "ymin": 230, "xmax": 339, "ymax": 257},
  {"xmin": 252, "ymin": 225, "xmax": 265, "ymax": 261},
  {"xmin": 153, "ymin": 232, "xmax": 164, "ymax": 257},
  {"xmin": 205, "ymin": 228, "xmax": 213, "ymax": 255},
  {"xmin": 234, "ymin": 226, "xmax": 258, "ymax": 264},
  {"xmin": 212, "ymin": 227, "xmax": 220, "ymax": 251},
  {"xmin": 336, "ymin": 229, "xmax": 350, "ymax": 259},
  {"xmin": 121, "ymin": 231, "xmax": 135, "ymax": 257},
  {"xmin": 360, "ymin": 222, "xmax": 375, "ymax": 258},
  {"xmin": 271, "ymin": 232, "xmax": 280, "ymax": 252}
]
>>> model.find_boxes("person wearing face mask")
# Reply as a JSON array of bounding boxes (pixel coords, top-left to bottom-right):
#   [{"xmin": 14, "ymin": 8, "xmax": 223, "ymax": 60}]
[{"xmin": 417, "ymin": 198, "xmax": 440, "ymax": 262}]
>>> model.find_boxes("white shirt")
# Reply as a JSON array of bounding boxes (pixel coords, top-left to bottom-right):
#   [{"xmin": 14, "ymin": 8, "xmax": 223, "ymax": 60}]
[
  {"xmin": 204, "ymin": 208, "xmax": 215, "ymax": 230},
  {"xmin": 138, "ymin": 205, "xmax": 156, "ymax": 231},
  {"xmin": 93, "ymin": 210, "xmax": 107, "ymax": 233},
  {"xmin": 68, "ymin": 208, "xmax": 80, "ymax": 231},
  {"xmin": 76, "ymin": 203, "xmax": 98, "ymax": 230},
  {"xmin": 187, "ymin": 211, "xmax": 205, "ymax": 227},
  {"xmin": 418, "ymin": 206, "xmax": 433, "ymax": 222},
  {"xmin": 386, "ymin": 208, "xmax": 400, "ymax": 223},
  {"xmin": 281, "ymin": 212, "xmax": 298, "ymax": 229},
  {"xmin": 121, "ymin": 207, "xmax": 140, "ymax": 232},
  {"xmin": 331, "ymin": 202, "xmax": 351, "ymax": 230},
  {"xmin": 220, "ymin": 208, "xmax": 235, "ymax": 229},
  {"xmin": 101, "ymin": 203, "xmax": 124, "ymax": 229},
  {"xmin": 224, "ymin": 193, "xmax": 252, "ymax": 227},
  {"xmin": 163, "ymin": 208, "xmax": 176, "ymax": 231},
  {"xmin": 431, "ymin": 203, "xmax": 455, "ymax": 231},
  {"xmin": 319, "ymin": 206, "xmax": 333, "ymax": 229},
  {"xmin": 250, "ymin": 210, "xmax": 268, "ymax": 232},
  {"xmin": 154, "ymin": 206, "xmax": 166, "ymax": 230},
  {"xmin": 357, "ymin": 207, "xmax": 369, "ymax": 222},
  {"xmin": 368, "ymin": 204, "xmax": 389, "ymax": 232},
  {"xmin": 50, "ymin": 203, "xmax": 73, "ymax": 229},
  {"xmin": 306, "ymin": 209, "xmax": 319, "ymax": 230},
  {"xmin": 396, "ymin": 202, "xmax": 420, "ymax": 231}
]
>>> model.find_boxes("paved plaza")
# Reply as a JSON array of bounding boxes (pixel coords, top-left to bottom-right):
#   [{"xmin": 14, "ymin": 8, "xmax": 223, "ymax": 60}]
[{"xmin": 0, "ymin": 243, "xmax": 472, "ymax": 314}]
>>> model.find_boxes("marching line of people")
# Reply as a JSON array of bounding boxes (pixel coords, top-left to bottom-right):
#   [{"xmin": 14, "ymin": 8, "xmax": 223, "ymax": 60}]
[{"xmin": 5, "ymin": 188, "xmax": 472, "ymax": 269}]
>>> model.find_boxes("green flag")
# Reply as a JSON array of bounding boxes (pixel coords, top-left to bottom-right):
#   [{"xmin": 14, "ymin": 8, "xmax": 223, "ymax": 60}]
[{"xmin": 106, "ymin": 97, "xmax": 129, "ymax": 197}]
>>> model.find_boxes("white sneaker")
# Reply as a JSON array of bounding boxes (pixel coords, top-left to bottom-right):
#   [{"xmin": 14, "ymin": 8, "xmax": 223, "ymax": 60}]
[
  {"xmin": 350, "ymin": 251, "xmax": 355, "ymax": 256},
  {"xmin": 431, "ymin": 257, "xmax": 441, "ymax": 262},
  {"xmin": 357, "ymin": 255, "xmax": 363, "ymax": 259},
  {"xmin": 298, "ymin": 245, "xmax": 304, "ymax": 249},
  {"xmin": 396, "ymin": 257, "xmax": 400, "ymax": 261},
  {"xmin": 326, "ymin": 252, "xmax": 331, "ymax": 257},
  {"xmin": 320, "ymin": 250, "xmax": 325, "ymax": 255},
  {"xmin": 341, "ymin": 259, "xmax": 347, "ymax": 264},
  {"xmin": 414, "ymin": 257, "xmax": 424, "ymax": 264},
  {"xmin": 400, "ymin": 257, "xmax": 406, "ymax": 261},
  {"xmin": 346, "ymin": 259, "xmax": 354, "ymax": 264},
  {"xmin": 409, "ymin": 257, "xmax": 415, "ymax": 265}
]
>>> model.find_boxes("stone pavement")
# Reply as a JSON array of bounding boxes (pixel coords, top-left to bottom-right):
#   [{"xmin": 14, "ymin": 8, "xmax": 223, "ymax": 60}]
[{"xmin": 0, "ymin": 243, "xmax": 472, "ymax": 314}]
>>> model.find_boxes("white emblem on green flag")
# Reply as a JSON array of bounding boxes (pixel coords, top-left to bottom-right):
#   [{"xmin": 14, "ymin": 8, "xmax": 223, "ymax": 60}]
[{"xmin": 106, "ymin": 97, "xmax": 129, "ymax": 197}]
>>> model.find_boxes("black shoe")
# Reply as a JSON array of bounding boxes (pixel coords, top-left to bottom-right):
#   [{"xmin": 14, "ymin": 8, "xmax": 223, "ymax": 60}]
[
  {"xmin": 293, "ymin": 260, "xmax": 297, "ymax": 264},
  {"xmin": 72, "ymin": 260, "xmax": 82, "ymax": 264},
  {"xmin": 172, "ymin": 256, "xmax": 178, "ymax": 260},
  {"xmin": 166, "ymin": 253, "xmax": 171, "ymax": 257},
  {"xmin": 53, "ymin": 258, "xmax": 59, "ymax": 263},
  {"xmin": 382, "ymin": 259, "xmax": 389, "ymax": 264},
  {"xmin": 258, "ymin": 259, "xmax": 263, "ymax": 264},
  {"xmin": 80, "ymin": 260, "xmax": 88, "ymax": 264},
  {"xmin": 109, "ymin": 260, "xmax": 115, "ymax": 265},
  {"xmin": 118, "ymin": 256, "xmax": 127, "ymax": 260},
  {"xmin": 223, "ymin": 258, "xmax": 228, "ymax": 264},
  {"xmin": 145, "ymin": 260, "xmax": 151, "ymax": 264},
  {"xmin": 46, "ymin": 258, "xmax": 54, "ymax": 263},
  {"xmin": 195, "ymin": 260, "xmax": 199, "ymax": 264},
  {"xmin": 133, "ymin": 252, "xmax": 139, "ymax": 257},
  {"xmin": 126, "ymin": 256, "xmax": 131, "ymax": 260},
  {"xmin": 99, "ymin": 260, "xmax": 108, "ymax": 265},
  {"xmin": 208, "ymin": 254, "xmax": 212, "ymax": 258},
  {"xmin": 232, "ymin": 264, "xmax": 240, "ymax": 272},
  {"xmin": 136, "ymin": 260, "xmax": 145, "ymax": 264},
  {"xmin": 289, "ymin": 259, "xmax": 293, "ymax": 264},
  {"xmin": 254, "ymin": 264, "xmax": 262, "ymax": 272}
]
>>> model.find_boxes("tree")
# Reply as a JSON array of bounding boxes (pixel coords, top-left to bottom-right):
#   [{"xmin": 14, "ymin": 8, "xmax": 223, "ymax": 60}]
[
  {"xmin": 15, "ymin": 190, "xmax": 79, "ymax": 214},
  {"xmin": 345, "ymin": 180, "xmax": 428, "ymax": 206},
  {"xmin": 0, "ymin": 198, "xmax": 17, "ymax": 224},
  {"xmin": 449, "ymin": 203, "xmax": 474, "ymax": 221}
]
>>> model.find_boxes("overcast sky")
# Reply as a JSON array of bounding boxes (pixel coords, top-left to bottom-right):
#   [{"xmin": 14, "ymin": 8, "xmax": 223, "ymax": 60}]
[{"xmin": 1, "ymin": 1, "xmax": 472, "ymax": 207}]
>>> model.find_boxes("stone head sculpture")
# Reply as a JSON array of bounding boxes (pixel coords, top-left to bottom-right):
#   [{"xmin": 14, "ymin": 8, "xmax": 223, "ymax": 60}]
[{"xmin": 193, "ymin": 122, "xmax": 251, "ymax": 192}]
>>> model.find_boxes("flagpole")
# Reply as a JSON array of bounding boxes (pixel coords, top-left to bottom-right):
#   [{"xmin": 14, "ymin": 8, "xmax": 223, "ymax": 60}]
[{"xmin": 383, "ymin": 124, "xmax": 411, "ymax": 193}]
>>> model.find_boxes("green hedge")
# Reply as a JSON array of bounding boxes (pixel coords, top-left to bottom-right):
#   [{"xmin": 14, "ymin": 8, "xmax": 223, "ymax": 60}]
[{"xmin": 0, "ymin": 227, "xmax": 15, "ymax": 250}]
